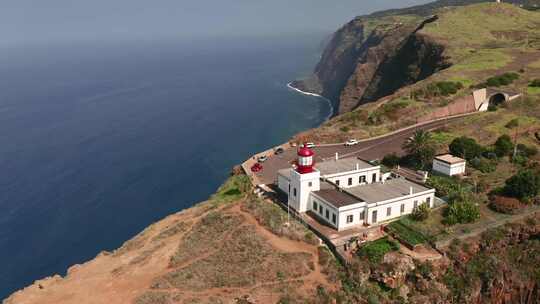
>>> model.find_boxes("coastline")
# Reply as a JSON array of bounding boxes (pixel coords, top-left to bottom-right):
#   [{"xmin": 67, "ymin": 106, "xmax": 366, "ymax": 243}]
[{"xmin": 287, "ymin": 82, "xmax": 334, "ymax": 121}]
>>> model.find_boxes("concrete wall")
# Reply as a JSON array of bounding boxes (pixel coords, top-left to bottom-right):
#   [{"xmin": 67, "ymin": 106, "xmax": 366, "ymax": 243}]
[
  {"xmin": 365, "ymin": 191, "xmax": 435, "ymax": 225},
  {"xmin": 289, "ymin": 170, "xmax": 320, "ymax": 213},
  {"xmin": 433, "ymin": 160, "xmax": 466, "ymax": 176},
  {"xmin": 325, "ymin": 167, "xmax": 380, "ymax": 189},
  {"xmin": 277, "ymin": 174, "xmax": 290, "ymax": 194},
  {"xmin": 310, "ymin": 194, "xmax": 340, "ymax": 229}
]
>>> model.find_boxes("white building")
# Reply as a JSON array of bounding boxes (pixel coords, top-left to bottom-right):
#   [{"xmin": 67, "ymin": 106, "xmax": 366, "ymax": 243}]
[
  {"xmin": 277, "ymin": 147, "xmax": 435, "ymax": 231},
  {"xmin": 432, "ymin": 154, "xmax": 466, "ymax": 176}
]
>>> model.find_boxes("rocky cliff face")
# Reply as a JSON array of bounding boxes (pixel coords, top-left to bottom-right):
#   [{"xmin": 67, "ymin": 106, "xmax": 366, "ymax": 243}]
[
  {"xmin": 294, "ymin": 0, "xmax": 540, "ymax": 115},
  {"xmin": 295, "ymin": 15, "xmax": 450, "ymax": 114}
]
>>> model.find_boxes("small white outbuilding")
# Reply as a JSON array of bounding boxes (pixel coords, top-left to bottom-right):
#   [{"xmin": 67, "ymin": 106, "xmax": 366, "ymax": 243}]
[{"xmin": 432, "ymin": 154, "xmax": 466, "ymax": 176}]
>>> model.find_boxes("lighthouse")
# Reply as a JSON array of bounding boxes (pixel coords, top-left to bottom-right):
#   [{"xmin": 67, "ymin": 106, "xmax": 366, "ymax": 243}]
[
  {"xmin": 288, "ymin": 145, "xmax": 320, "ymax": 213},
  {"xmin": 296, "ymin": 146, "xmax": 315, "ymax": 174}
]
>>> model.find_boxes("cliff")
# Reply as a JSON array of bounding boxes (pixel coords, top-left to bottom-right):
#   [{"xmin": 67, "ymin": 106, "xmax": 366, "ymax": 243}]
[{"xmin": 293, "ymin": 0, "xmax": 540, "ymax": 114}]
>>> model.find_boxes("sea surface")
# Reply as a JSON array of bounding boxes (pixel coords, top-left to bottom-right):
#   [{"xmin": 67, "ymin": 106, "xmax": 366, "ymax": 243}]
[{"xmin": 0, "ymin": 35, "xmax": 331, "ymax": 298}]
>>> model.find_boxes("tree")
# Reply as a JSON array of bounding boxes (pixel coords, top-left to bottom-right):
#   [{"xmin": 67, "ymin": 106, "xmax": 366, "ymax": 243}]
[
  {"xmin": 449, "ymin": 136, "xmax": 484, "ymax": 160},
  {"xmin": 382, "ymin": 153, "xmax": 401, "ymax": 168},
  {"xmin": 494, "ymin": 134, "xmax": 514, "ymax": 157},
  {"xmin": 411, "ymin": 203, "xmax": 431, "ymax": 221},
  {"xmin": 403, "ymin": 130, "xmax": 436, "ymax": 169},
  {"xmin": 504, "ymin": 169, "xmax": 540, "ymax": 201}
]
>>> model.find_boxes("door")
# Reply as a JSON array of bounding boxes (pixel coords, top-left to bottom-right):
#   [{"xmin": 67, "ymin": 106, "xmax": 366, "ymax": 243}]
[{"xmin": 372, "ymin": 210, "xmax": 378, "ymax": 224}]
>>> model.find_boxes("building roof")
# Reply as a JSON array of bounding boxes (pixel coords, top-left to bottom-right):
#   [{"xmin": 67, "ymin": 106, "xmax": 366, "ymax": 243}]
[
  {"xmin": 435, "ymin": 154, "xmax": 466, "ymax": 165},
  {"xmin": 312, "ymin": 188, "xmax": 361, "ymax": 208},
  {"xmin": 344, "ymin": 178, "xmax": 432, "ymax": 204},
  {"xmin": 315, "ymin": 157, "xmax": 375, "ymax": 176}
]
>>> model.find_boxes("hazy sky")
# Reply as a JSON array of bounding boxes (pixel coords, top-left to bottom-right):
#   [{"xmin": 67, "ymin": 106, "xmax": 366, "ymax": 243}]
[{"xmin": 2, "ymin": 0, "xmax": 432, "ymax": 47}]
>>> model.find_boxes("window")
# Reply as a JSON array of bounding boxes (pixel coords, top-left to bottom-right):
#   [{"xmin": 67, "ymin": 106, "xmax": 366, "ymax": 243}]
[
  {"xmin": 387, "ymin": 207, "xmax": 392, "ymax": 216},
  {"xmin": 426, "ymin": 197, "xmax": 431, "ymax": 205},
  {"xmin": 400, "ymin": 204, "xmax": 405, "ymax": 214},
  {"xmin": 359, "ymin": 210, "xmax": 365, "ymax": 220},
  {"xmin": 372, "ymin": 173, "xmax": 377, "ymax": 183},
  {"xmin": 346, "ymin": 215, "xmax": 353, "ymax": 223},
  {"xmin": 332, "ymin": 214, "xmax": 337, "ymax": 224},
  {"xmin": 359, "ymin": 176, "xmax": 366, "ymax": 183},
  {"xmin": 319, "ymin": 205, "xmax": 323, "ymax": 214},
  {"xmin": 335, "ymin": 180, "xmax": 340, "ymax": 186},
  {"xmin": 325, "ymin": 210, "xmax": 330, "ymax": 219},
  {"xmin": 372, "ymin": 210, "xmax": 378, "ymax": 223},
  {"xmin": 348, "ymin": 178, "xmax": 352, "ymax": 186},
  {"xmin": 308, "ymin": 182, "xmax": 312, "ymax": 187},
  {"xmin": 313, "ymin": 201, "xmax": 318, "ymax": 210},
  {"xmin": 413, "ymin": 201, "xmax": 418, "ymax": 209},
  {"xmin": 293, "ymin": 188, "xmax": 297, "ymax": 197}
]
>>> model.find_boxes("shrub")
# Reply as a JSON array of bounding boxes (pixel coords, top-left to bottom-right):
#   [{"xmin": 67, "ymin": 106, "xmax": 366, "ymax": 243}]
[
  {"xmin": 517, "ymin": 144, "xmax": 538, "ymax": 157},
  {"xmin": 381, "ymin": 153, "xmax": 401, "ymax": 168},
  {"xmin": 444, "ymin": 200, "xmax": 480, "ymax": 225},
  {"xmin": 387, "ymin": 220, "xmax": 428, "ymax": 245},
  {"xmin": 485, "ymin": 72, "xmax": 519, "ymax": 87},
  {"xmin": 505, "ymin": 118, "xmax": 519, "ymax": 129},
  {"xmin": 412, "ymin": 81, "xmax": 463, "ymax": 99},
  {"xmin": 504, "ymin": 169, "xmax": 540, "ymax": 201},
  {"xmin": 494, "ymin": 134, "xmax": 514, "ymax": 157},
  {"xmin": 530, "ymin": 79, "xmax": 540, "ymax": 87},
  {"xmin": 357, "ymin": 237, "xmax": 399, "ymax": 264},
  {"xmin": 470, "ymin": 157, "xmax": 497, "ymax": 173},
  {"xmin": 411, "ymin": 203, "xmax": 431, "ymax": 221},
  {"xmin": 427, "ymin": 175, "xmax": 462, "ymax": 197},
  {"xmin": 489, "ymin": 195, "xmax": 522, "ymax": 214},
  {"xmin": 449, "ymin": 136, "xmax": 485, "ymax": 160}
]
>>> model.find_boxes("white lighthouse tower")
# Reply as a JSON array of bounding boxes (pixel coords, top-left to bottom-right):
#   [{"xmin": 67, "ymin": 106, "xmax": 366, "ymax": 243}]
[{"xmin": 288, "ymin": 146, "xmax": 320, "ymax": 213}]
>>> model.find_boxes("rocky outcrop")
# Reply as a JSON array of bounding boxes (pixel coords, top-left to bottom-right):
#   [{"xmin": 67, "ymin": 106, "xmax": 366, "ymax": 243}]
[{"xmin": 293, "ymin": 15, "xmax": 450, "ymax": 114}]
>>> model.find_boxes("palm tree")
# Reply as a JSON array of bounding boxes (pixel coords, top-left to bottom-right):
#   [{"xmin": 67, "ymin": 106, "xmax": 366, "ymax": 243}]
[{"xmin": 403, "ymin": 130, "xmax": 436, "ymax": 169}]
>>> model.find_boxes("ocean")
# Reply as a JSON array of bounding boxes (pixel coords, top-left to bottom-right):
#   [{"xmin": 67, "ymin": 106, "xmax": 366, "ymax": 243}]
[{"xmin": 0, "ymin": 35, "xmax": 331, "ymax": 298}]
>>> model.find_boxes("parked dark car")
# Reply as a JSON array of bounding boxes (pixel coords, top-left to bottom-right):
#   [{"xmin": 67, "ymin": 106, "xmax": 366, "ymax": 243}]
[{"xmin": 274, "ymin": 147, "xmax": 284, "ymax": 155}]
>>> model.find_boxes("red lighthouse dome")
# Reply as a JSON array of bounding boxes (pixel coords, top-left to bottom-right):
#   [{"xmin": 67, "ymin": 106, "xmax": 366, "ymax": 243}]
[{"xmin": 296, "ymin": 146, "xmax": 315, "ymax": 174}]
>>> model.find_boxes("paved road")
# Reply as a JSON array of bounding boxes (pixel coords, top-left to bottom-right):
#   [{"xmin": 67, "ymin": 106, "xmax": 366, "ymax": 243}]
[{"xmin": 253, "ymin": 116, "xmax": 467, "ymax": 185}]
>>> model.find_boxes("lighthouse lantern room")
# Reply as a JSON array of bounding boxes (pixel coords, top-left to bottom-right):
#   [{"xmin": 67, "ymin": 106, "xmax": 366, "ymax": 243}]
[{"xmin": 296, "ymin": 146, "xmax": 315, "ymax": 174}]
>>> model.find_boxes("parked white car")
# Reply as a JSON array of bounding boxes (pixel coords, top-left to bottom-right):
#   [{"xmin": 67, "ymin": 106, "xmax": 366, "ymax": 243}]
[
  {"xmin": 345, "ymin": 139, "xmax": 359, "ymax": 146},
  {"xmin": 257, "ymin": 155, "xmax": 268, "ymax": 163},
  {"xmin": 301, "ymin": 142, "xmax": 316, "ymax": 148}
]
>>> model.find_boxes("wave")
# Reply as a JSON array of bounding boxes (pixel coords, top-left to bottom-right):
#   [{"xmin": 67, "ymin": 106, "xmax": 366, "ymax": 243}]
[{"xmin": 286, "ymin": 82, "xmax": 334, "ymax": 121}]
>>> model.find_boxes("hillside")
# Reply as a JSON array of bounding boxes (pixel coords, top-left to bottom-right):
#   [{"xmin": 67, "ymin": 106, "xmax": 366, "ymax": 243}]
[{"xmin": 292, "ymin": 1, "xmax": 540, "ymax": 114}]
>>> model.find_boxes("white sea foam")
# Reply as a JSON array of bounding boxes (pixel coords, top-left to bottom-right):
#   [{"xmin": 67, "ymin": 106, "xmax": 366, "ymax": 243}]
[{"xmin": 287, "ymin": 82, "xmax": 334, "ymax": 121}]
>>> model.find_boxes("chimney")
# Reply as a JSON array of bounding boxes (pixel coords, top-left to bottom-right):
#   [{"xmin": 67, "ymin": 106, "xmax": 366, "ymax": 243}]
[
  {"xmin": 335, "ymin": 152, "xmax": 339, "ymax": 161},
  {"xmin": 356, "ymin": 163, "xmax": 359, "ymax": 170},
  {"xmin": 410, "ymin": 187, "xmax": 413, "ymax": 196}
]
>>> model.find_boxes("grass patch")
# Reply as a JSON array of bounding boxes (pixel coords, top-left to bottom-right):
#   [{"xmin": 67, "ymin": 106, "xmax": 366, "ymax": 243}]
[
  {"xmin": 450, "ymin": 49, "xmax": 513, "ymax": 72},
  {"xmin": 211, "ymin": 175, "xmax": 251, "ymax": 204},
  {"xmin": 386, "ymin": 220, "xmax": 429, "ymax": 246},
  {"xmin": 357, "ymin": 237, "xmax": 400, "ymax": 264},
  {"xmin": 431, "ymin": 131, "xmax": 457, "ymax": 145},
  {"xmin": 528, "ymin": 86, "xmax": 540, "ymax": 95},
  {"xmin": 529, "ymin": 59, "xmax": 540, "ymax": 69}
]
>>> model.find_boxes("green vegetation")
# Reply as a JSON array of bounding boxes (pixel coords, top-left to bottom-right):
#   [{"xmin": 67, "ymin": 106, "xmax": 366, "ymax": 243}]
[
  {"xmin": 386, "ymin": 220, "xmax": 428, "ymax": 246},
  {"xmin": 444, "ymin": 190, "xmax": 481, "ymax": 225},
  {"xmin": 411, "ymin": 203, "xmax": 431, "ymax": 221},
  {"xmin": 485, "ymin": 72, "xmax": 519, "ymax": 87},
  {"xmin": 211, "ymin": 175, "xmax": 251, "ymax": 204},
  {"xmin": 411, "ymin": 81, "xmax": 463, "ymax": 100},
  {"xmin": 470, "ymin": 157, "xmax": 497, "ymax": 173},
  {"xmin": 402, "ymin": 130, "xmax": 436, "ymax": 169},
  {"xmin": 449, "ymin": 136, "xmax": 485, "ymax": 161},
  {"xmin": 427, "ymin": 175, "xmax": 463, "ymax": 197},
  {"xmin": 357, "ymin": 237, "xmax": 400, "ymax": 264},
  {"xmin": 494, "ymin": 134, "xmax": 515, "ymax": 157},
  {"xmin": 381, "ymin": 153, "xmax": 401, "ymax": 168},
  {"xmin": 368, "ymin": 99, "xmax": 412, "ymax": 125},
  {"xmin": 504, "ymin": 168, "xmax": 540, "ymax": 201},
  {"xmin": 505, "ymin": 118, "xmax": 520, "ymax": 129},
  {"xmin": 529, "ymin": 79, "xmax": 540, "ymax": 95}
]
